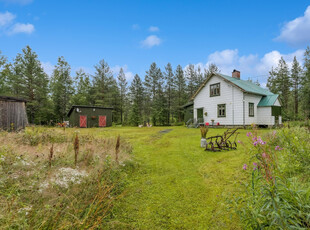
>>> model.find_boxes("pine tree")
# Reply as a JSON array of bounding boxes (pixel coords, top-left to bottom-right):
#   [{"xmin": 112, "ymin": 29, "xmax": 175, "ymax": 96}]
[
  {"xmin": 301, "ymin": 46, "xmax": 310, "ymax": 118},
  {"xmin": 50, "ymin": 56, "xmax": 74, "ymax": 121},
  {"xmin": 174, "ymin": 65, "xmax": 187, "ymax": 122},
  {"xmin": 117, "ymin": 68, "xmax": 128, "ymax": 124},
  {"xmin": 144, "ymin": 62, "xmax": 159, "ymax": 123},
  {"xmin": 152, "ymin": 68, "xmax": 168, "ymax": 125},
  {"xmin": 129, "ymin": 74, "xmax": 144, "ymax": 126},
  {"xmin": 196, "ymin": 65, "xmax": 204, "ymax": 87},
  {"xmin": 267, "ymin": 57, "xmax": 291, "ymax": 116},
  {"xmin": 0, "ymin": 51, "xmax": 11, "ymax": 95},
  {"xmin": 164, "ymin": 63, "xmax": 175, "ymax": 124},
  {"xmin": 204, "ymin": 63, "xmax": 220, "ymax": 78},
  {"xmin": 185, "ymin": 64, "xmax": 197, "ymax": 98},
  {"xmin": 71, "ymin": 69, "xmax": 92, "ymax": 105},
  {"xmin": 291, "ymin": 56, "xmax": 302, "ymax": 119},
  {"xmin": 11, "ymin": 46, "xmax": 50, "ymax": 123}
]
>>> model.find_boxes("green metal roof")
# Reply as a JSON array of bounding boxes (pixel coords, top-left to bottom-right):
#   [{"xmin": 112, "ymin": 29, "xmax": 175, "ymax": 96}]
[
  {"xmin": 218, "ymin": 74, "xmax": 274, "ymax": 96},
  {"xmin": 191, "ymin": 73, "xmax": 280, "ymax": 107},
  {"xmin": 257, "ymin": 94, "xmax": 279, "ymax": 107}
]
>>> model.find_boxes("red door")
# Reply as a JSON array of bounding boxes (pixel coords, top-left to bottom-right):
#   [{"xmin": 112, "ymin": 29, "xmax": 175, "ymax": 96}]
[
  {"xmin": 99, "ymin": 116, "xmax": 106, "ymax": 127},
  {"xmin": 80, "ymin": 116, "xmax": 87, "ymax": 128}
]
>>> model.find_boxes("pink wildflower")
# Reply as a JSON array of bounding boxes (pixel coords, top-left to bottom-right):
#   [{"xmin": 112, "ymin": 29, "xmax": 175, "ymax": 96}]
[
  {"xmin": 247, "ymin": 132, "xmax": 252, "ymax": 137},
  {"xmin": 243, "ymin": 164, "xmax": 248, "ymax": 170}
]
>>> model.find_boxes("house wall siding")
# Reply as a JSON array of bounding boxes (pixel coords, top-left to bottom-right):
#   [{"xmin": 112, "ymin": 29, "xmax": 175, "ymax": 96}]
[
  {"xmin": 257, "ymin": 107, "xmax": 275, "ymax": 125},
  {"xmin": 274, "ymin": 99, "xmax": 281, "ymax": 106},
  {"xmin": 194, "ymin": 75, "xmax": 244, "ymax": 125},
  {"xmin": 244, "ymin": 94, "xmax": 262, "ymax": 125},
  {"xmin": 193, "ymin": 75, "xmax": 277, "ymax": 126}
]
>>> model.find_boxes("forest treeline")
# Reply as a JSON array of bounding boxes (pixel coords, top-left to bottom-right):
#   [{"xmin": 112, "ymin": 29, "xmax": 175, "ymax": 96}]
[{"xmin": 0, "ymin": 46, "xmax": 309, "ymax": 126}]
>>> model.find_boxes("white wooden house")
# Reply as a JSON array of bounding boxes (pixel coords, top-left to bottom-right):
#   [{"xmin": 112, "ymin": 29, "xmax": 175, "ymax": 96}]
[{"xmin": 191, "ymin": 70, "xmax": 282, "ymax": 126}]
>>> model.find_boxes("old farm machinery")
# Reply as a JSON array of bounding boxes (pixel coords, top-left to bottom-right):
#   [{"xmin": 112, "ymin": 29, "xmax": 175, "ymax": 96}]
[{"xmin": 205, "ymin": 128, "xmax": 240, "ymax": 151}]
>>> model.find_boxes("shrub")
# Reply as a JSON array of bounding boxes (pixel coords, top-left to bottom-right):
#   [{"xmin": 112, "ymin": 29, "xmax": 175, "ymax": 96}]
[{"xmin": 236, "ymin": 127, "xmax": 310, "ymax": 229}]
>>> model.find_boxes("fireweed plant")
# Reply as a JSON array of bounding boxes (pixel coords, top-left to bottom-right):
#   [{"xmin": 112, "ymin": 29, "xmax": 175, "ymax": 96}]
[{"xmin": 237, "ymin": 125, "xmax": 310, "ymax": 229}]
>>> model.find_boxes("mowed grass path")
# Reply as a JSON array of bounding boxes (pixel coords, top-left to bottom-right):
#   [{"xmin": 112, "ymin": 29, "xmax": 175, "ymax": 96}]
[{"xmin": 84, "ymin": 127, "xmax": 258, "ymax": 229}]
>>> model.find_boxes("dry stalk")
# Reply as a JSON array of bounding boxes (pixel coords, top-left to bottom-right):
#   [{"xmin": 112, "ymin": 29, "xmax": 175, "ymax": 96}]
[
  {"xmin": 49, "ymin": 144, "xmax": 54, "ymax": 168},
  {"xmin": 74, "ymin": 133, "xmax": 80, "ymax": 167},
  {"xmin": 115, "ymin": 135, "xmax": 120, "ymax": 164}
]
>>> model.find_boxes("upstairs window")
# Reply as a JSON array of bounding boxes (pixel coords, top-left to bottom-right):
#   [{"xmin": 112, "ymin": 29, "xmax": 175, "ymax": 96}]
[
  {"xmin": 217, "ymin": 104, "xmax": 226, "ymax": 117},
  {"xmin": 210, "ymin": 83, "xmax": 220, "ymax": 97},
  {"xmin": 249, "ymin": 103, "xmax": 254, "ymax": 117}
]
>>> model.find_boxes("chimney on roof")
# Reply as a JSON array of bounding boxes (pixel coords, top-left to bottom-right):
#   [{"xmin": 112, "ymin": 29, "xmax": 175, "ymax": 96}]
[{"xmin": 232, "ymin": 69, "xmax": 240, "ymax": 79}]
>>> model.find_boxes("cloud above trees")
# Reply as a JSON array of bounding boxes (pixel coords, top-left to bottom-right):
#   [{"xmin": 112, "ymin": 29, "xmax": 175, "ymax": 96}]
[
  {"xmin": 0, "ymin": 11, "xmax": 35, "ymax": 35},
  {"xmin": 141, "ymin": 35, "xmax": 161, "ymax": 48},
  {"xmin": 276, "ymin": 5, "xmax": 310, "ymax": 46}
]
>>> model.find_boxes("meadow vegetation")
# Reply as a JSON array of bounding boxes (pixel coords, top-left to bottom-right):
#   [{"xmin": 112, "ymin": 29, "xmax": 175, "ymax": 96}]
[{"xmin": 0, "ymin": 125, "xmax": 309, "ymax": 229}]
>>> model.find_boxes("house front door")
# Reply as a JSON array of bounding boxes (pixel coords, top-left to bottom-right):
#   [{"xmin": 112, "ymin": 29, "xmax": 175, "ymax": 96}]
[
  {"xmin": 99, "ymin": 116, "xmax": 106, "ymax": 127},
  {"xmin": 80, "ymin": 115, "xmax": 87, "ymax": 128},
  {"xmin": 197, "ymin": 108, "xmax": 204, "ymax": 122}
]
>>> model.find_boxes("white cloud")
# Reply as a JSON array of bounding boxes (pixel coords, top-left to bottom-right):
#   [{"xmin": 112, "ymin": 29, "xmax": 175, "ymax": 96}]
[
  {"xmin": 149, "ymin": 26, "xmax": 159, "ymax": 32},
  {"xmin": 276, "ymin": 5, "xmax": 310, "ymax": 46},
  {"xmin": 111, "ymin": 65, "xmax": 134, "ymax": 81},
  {"xmin": 192, "ymin": 49, "xmax": 304, "ymax": 86},
  {"xmin": 8, "ymin": 22, "xmax": 34, "ymax": 34},
  {"xmin": 41, "ymin": 61, "xmax": 54, "ymax": 77},
  {"xmin": 0, "ymin": 0, "xmax": 33, "ymax": 5},
  {"xmin": 141, "ymin": 35, "xmax": 161, "ymax": 48},
  {"xmin": 0, "ymin": 11, "xmax": 15, "ymax": 27},
  {"xmin": 132, "ymin": 24, "xmax": 140, "ymax": 30}
]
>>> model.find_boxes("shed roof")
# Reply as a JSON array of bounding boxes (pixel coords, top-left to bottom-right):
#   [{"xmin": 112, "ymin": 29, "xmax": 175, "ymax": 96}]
[
  {"xmin": 257, "ymin": 94, "xmax": 279, "ymax": 107},
  {"xmin": 0, "ymin": 95, "xmax": 27, "ymax": 102},
  {"xmin": 67, "ymin": 105, "xmax": 113, "ymax": 117}
]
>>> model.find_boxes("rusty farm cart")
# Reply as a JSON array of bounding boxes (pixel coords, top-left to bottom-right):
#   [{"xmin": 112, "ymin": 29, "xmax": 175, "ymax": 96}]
[{"xmin": 205, "ymin": 128, "xmax": 240, "ymax": 151}]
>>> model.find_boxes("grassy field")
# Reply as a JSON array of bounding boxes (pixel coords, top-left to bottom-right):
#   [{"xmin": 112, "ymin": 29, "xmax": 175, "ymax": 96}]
[
  {"xmin": 92, "ymin": 126, "xmax": 265, "ymax": 229},
  {"xmin": 0, "ymin": 126, "xmax": 271, "ymax": 229}
]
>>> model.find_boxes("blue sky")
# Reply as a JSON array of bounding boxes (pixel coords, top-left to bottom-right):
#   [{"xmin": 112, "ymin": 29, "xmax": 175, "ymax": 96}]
[{"xmin": 0, "ymin": 0, "xmax": 310, "ymax": 85}]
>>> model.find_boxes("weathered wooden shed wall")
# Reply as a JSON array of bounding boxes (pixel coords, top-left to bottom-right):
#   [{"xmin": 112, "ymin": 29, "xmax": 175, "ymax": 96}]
[
  {"xmin": 0, "ymin": 96, "xmax": 28, "ymax": 131},
  {"xmin": 68, "ymin": 106, "xmax": 113, "ymax": 128}
]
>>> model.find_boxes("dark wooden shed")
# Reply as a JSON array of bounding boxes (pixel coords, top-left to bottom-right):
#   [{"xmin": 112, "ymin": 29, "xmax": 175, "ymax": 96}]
[
  {"xmin": 0, "ymin": 96, "xmax": 28, "ymax": 131},
  {"xmin": 67, "ymin": 105, "xmax": 113, "ymax": 128}
]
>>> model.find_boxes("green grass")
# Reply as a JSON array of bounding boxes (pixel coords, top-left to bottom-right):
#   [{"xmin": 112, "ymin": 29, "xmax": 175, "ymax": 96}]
[
  {"xmin": 0, "ymin": 126, "xmax": 271, "ymax": 229},
  {"xmin": 85, "ymin": 126, "xmax": 268, "ymax": 229}
]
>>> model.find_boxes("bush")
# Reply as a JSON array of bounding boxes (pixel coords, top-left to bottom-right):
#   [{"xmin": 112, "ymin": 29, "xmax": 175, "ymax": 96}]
[{"xmin": 236, "ymin": 127, "xmax": 310, "ymax": 229}]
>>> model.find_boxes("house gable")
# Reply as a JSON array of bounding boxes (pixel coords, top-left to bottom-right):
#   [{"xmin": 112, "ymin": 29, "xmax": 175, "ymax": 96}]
[{"xmin": 191, "ymin": 72, "xmax": 281, "ymax": 126}]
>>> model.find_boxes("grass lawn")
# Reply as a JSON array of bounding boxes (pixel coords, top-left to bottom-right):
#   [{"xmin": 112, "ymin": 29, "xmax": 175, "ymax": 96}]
[
  {"xmin": 0, "ymin": 126, "xmax": 271, "ymax": 229},
  {"xmin": 88, "ymin": 126, "xmax": 268, "ymax": 229}
]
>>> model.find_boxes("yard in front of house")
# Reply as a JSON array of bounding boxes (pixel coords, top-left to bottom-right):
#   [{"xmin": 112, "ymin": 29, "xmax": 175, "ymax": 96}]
[
  {"xmin": 0, "ymin": 126, "xmax": 269, "ymax": 229},
  {"xmin": 104, "ymin": 126, "xmax": 265, "ymax": 229}
]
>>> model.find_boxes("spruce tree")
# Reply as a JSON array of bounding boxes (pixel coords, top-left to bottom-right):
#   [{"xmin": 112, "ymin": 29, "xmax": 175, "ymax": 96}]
[
  {"xmin": 204, "ymin": 63, "xmax": 220, "ymax": 78},
  {"xmin": 50, "ymin": 56, "xmax": 74, "ymax": 121},
  {"xmin": 291, "ymin": 56, "xmax": 302, "ymax": 119},
  {"xmin": 267, "ymin": 57, "xmax": 291, "ymax": 116},
  {"xmin": 0, "ymin": 51, "xmax": 11, "ymax": 95},
  {"xmin": 164, "ymin": 63, "xmax": 175, "ymax": 124},
  {"xmin": 301, "ymin": 46, "xmax": 310, "ymax": 118},
  {"xmin": 92, "ymin": 59, "xmax": 120, "ymax": 122},
  {"xmin": 174, "ymin": 65, "xmax": 187, "ymax": 122},
  {"xmin": 117, "ymin": 68, "xmax": 128, "ymax": 124},
  {"xmin": 129, "ymin": 74, "xmax": 144, "ymax": 126},
  {"xmin": 185, "ymin": 64, "xmax": 197, "ymax": 98},
  {"xmin": 11, "ymin": 46, "xmax": 50, "ymax": 123},
  {"xmin": 71, "ymin": 69, "xmax": 92, "ymax": 105}
]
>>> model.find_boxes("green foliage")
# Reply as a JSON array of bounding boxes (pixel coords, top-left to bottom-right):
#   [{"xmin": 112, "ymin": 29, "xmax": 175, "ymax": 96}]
[
  {"xmin": 301, "ymin": 46, "xmax": 310, "ymax": 118},
  {"xmin": 272, "ymin": 127, "xmax": 310, "ymax": 178},
  {"xmin": 50, "ymin": 56, "xmax": 74, "ymax": 121},
  {"xmin": 237, "ymin": 127, "xmax": 310, "ymax": 229}
]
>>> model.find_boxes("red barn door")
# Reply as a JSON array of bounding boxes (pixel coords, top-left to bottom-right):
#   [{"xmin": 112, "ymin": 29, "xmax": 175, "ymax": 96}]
[
  {"xmin": 79, "ymin": 115, "xmax": 87, "ymax": 128},
  {"xmin": 99, "ymin": 116, "xmax": 106, "ymax": 127}
]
